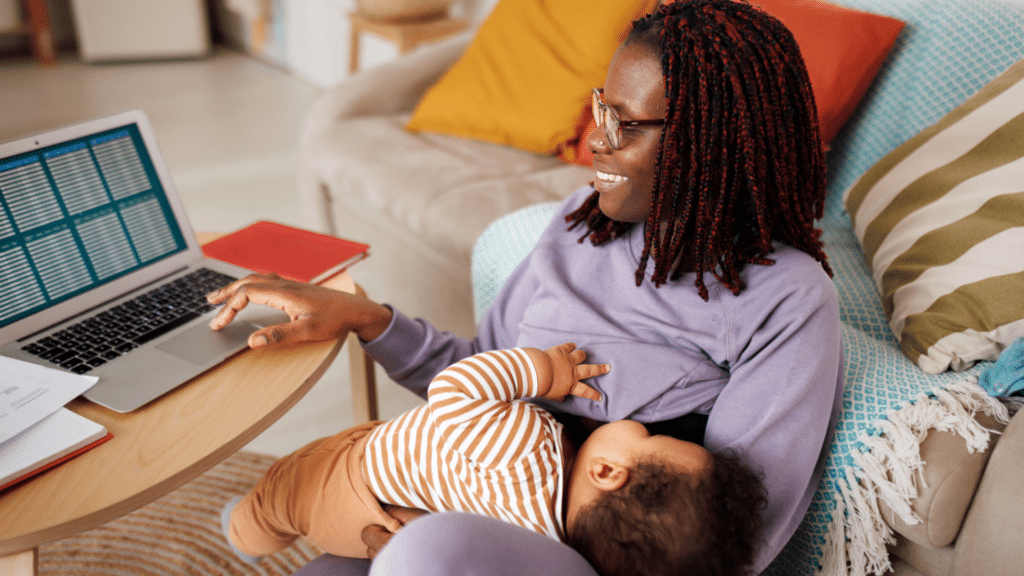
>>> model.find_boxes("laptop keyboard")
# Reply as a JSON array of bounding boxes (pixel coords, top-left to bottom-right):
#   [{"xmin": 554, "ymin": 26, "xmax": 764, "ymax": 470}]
[{"xmin": 20, "ymin": 268, "xmax": 237, "ymax": 375}]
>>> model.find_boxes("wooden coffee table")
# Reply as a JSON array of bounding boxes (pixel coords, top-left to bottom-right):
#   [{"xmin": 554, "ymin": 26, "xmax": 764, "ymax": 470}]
[{"xmin": 0, "ymin": 240, "xmax": 371, "ymax": 575}]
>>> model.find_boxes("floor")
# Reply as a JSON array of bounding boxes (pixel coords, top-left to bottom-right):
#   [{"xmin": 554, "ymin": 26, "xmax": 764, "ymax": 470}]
[{"xmin": 0, "ymin": 47, "xmax": 424, "ymax": 457}]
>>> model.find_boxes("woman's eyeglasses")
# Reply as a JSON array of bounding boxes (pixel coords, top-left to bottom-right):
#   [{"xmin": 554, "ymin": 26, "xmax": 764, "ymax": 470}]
[{"xmin": 591, "ymin": 88, "xmax": 665, "ymax": 150}]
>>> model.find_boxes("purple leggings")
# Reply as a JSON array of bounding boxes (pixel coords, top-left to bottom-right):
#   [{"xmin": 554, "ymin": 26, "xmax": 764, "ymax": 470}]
[{"xmin": 291, "ymin": 512, "xmax": 598, "ymax": 576}]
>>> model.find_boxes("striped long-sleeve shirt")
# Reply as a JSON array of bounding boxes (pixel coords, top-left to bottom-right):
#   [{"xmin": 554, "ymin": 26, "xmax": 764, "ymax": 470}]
[{"xmin": 361, "ymin": 348, "xmax": 567, "ymax": 541}]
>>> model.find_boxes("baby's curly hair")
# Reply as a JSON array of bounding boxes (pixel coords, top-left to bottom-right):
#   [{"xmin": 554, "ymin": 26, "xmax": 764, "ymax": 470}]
[{"xmin": 569, "ymin": 451, "xmax": 767, "ymax": 576}]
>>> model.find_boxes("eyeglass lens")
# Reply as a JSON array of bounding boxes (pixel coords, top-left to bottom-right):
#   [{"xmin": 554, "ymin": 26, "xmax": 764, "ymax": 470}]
[{"xmin": 591, "ymin": 90, "xmax": 621, "ymax": 149}]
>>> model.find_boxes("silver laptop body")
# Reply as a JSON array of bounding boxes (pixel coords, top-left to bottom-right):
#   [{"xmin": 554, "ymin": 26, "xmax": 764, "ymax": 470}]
[{"xmin": 0, "ymin": 110, "xmax": 287, "ymax": 412}]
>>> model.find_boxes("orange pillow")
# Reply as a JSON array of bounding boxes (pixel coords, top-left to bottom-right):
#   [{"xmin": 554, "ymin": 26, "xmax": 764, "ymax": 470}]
[
  {"xmin": 562, "ymin": 0, "xmax": 905, "ymax": 166},
  {"xmin": 406, "ymin": 0, "xmax": 659, "ymax": 156},
  {"xmin": 752, "ymin": 0, "xmax": 904, "ymax": 144}
]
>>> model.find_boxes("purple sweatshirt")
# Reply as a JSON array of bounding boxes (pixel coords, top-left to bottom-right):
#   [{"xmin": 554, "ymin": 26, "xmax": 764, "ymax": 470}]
[{"xmin": 363, "ymin": 185, "xmax": 844, "ymax": 572}]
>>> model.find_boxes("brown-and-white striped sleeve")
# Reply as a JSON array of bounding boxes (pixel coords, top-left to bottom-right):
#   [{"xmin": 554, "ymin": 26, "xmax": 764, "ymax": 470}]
[{"xmin": 362, "ymin": 348, "xmax": 566, "ymax": 541}]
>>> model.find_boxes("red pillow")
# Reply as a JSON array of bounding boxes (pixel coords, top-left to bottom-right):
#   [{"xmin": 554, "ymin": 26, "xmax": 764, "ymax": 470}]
[
  {"xmin": 752, "ymin": 0, "xmax": 904, "ymax": 144},
  {"xmin": 562, "ymin": 0, "xmax": 904, "ymax": 166},
  {"xmin": 559, "ymin": 117, "xmax": 597, "ymax": 166}
]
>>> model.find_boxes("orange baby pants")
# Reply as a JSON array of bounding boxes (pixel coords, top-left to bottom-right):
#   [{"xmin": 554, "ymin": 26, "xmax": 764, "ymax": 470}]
[{"xmin": 228, "ymin": 421, "xmax": 402, "ymax": 558}]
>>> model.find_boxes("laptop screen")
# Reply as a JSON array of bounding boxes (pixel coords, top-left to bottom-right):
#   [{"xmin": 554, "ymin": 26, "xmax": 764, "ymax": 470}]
[{"xmin": 0, "ymin": 123, "xmax": 188, "ymax": 328}]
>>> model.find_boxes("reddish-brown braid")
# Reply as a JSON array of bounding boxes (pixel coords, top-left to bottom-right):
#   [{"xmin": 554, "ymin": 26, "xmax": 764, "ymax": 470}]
[{"xmin": 566, "ymin": 0, "xmax": 831, "ymax": 300}]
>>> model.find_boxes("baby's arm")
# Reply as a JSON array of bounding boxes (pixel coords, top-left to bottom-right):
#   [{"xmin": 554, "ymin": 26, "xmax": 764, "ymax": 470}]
[
  {"xmin": 427, "ymin": 346, "xmax": 606, "ymax": 470},
  {"xmin": 427, "ymin": 346, "xmax": 606, "ymax": 432},
  {"xmin": 522, "ymin": 343, "xmax": 606, "ymax": 402}
]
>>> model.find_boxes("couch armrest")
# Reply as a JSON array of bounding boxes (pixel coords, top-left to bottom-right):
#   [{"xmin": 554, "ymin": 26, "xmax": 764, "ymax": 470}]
[
  {"xmin": 880, "ymin": 412, "xmax": 1006, "ymax": 548},
  {"xmin": 299, "ymin": 30, "xmax": 473, "ymax": 146},
  {"xmin": 951, "ymin": 407, "xmax": 1024, "ymax": 576}
]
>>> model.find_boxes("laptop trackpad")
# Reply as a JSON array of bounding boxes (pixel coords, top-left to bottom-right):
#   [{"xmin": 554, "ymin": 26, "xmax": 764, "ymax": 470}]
[{"xmin": 156, "ymin": 321, "xmax": 255, "ymax": 366}]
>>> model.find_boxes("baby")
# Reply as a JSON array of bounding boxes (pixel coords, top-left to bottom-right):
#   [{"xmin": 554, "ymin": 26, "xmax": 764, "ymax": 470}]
[{"xmin": 224, "ymin": 344, "xmax": 766, "ymax": 576}]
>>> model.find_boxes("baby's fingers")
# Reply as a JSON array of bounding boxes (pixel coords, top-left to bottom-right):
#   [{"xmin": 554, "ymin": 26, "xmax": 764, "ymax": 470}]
[
  {"xmin": 574, "ymin": 362, "xmax": 610, "ymax": 381},
  {"xmin": 570, "ymin": 381, "xmax": 603, "ymax": 402},
  {"xmin": 568, "ymin": 346, "xmax": 587, "ymax": 365}
]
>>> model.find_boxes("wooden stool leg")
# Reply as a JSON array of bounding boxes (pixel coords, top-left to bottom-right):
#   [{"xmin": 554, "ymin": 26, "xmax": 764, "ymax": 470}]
[
  {"xmin": 347, "ymin": 332, "xmax": 378, "ymax": 423},
  {"xmin": 397, "ymin": 33, "xmax": 416, "ymax": 55},
  {"xmin": 22, "ymin": 0, "xmax": 56, "ymax": 67},
  {"xmin": 0, "ymin": 549, "xmax": 38, "ymax": 576},
  {"xmin": 347, "ymin": 282, "xmax": 377, "ymax": 423},
  {"xmin": 349, "ymin": 21, "xmax": 362, "ymax": 73}
]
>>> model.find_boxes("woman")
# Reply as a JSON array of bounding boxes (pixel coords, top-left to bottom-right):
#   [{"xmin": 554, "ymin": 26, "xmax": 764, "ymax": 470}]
[{"xmin": 209, "ymin": 1, "xmax": 844, "ymax": 573}]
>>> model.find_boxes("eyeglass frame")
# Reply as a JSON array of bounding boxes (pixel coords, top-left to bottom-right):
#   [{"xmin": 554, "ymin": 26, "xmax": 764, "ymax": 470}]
[{"xmin": 591, "ymin": 88, "xmax": 666, "ymax": 150}]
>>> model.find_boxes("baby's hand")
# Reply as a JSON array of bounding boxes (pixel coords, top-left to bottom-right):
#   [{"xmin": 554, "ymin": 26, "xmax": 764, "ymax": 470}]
[{"xmin": 535, "ymin": 343, "xmax": 607, "ymax": 402}]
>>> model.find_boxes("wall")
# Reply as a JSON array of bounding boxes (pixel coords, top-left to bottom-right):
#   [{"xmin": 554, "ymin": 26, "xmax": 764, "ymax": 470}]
[
  {"xmin": 212, "ymin": 0, "xmax": 499, "ymax": 88},
  {"xmin": 1, "ymin": 0, "xmax": 21, "ymax": 30},
  {"xmin": 0, "ymin": 0, "xmax": 495, "ymax": 87}
]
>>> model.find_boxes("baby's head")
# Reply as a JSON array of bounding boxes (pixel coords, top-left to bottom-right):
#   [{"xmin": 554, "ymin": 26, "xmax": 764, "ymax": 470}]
[{"xmin": 566, "ymin": 420, "xmax": 766, "ymax": 576}]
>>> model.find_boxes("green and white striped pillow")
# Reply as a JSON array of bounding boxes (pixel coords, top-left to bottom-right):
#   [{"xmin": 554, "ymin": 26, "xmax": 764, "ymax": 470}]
[{"xmin": 845, "ymin": 57, "xmax": 1024, "ymax": 374}]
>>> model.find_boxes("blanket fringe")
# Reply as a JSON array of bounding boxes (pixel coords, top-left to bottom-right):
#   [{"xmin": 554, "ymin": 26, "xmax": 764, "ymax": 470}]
[
  {"xmin": 819, "ymin": 492, "xmax": 848, "ymax": 576},
  {"xmin": 819, "ymin": 376, "xmax": 1010, "ymax": 576}
]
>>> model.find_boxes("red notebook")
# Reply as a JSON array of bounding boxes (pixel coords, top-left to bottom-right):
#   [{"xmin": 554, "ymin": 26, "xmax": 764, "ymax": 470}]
[{"xmin": 201, "ymin": 221, "xmax": 370, "ymax": 284}]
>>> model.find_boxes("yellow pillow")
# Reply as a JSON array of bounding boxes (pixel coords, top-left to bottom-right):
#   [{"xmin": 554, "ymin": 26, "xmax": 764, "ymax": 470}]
[{"xmin": 406, "ymin": 0, "xmax": 659, "ymax": 155}]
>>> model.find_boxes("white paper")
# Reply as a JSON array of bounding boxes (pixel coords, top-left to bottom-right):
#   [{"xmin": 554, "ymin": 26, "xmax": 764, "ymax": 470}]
[{"xmin": 0, "ymin": 356, "xmax": 99, "ymax": 444}]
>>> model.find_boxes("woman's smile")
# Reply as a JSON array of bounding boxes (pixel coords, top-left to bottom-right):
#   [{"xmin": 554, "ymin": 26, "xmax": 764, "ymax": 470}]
[{"xmin": 595, "ymin": 170, "xmax": 629, "ymax": 184}]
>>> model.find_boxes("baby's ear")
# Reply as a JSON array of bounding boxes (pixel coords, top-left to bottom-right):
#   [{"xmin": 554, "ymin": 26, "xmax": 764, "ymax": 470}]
[{"xmin": 587, "ymin": 458, "xmax": 630, "ymax": 492}]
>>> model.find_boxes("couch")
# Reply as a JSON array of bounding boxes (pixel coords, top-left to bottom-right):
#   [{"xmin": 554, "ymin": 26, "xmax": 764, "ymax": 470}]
[{"xmin": 298, "ymin": 0, "xmax": 1024, "ymax": 574}]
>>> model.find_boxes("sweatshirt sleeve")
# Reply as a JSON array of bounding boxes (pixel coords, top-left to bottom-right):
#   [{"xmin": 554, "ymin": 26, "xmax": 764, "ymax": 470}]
[
  {"xmin": 704, "ymin": 264, "xmax": 844, "ymax": 574},
  {"xmin": 361, "ymin": 308, "xmax": 484, "ymax": 399},
  {"xmin": 359, "ymin": 188, "xmax": 592, "ymax": 398},
  {"xmin": 360, "ymin": 297, "xmax": 530, "ymax": 400}
]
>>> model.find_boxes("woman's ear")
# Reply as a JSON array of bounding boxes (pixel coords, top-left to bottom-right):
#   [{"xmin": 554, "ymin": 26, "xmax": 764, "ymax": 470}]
[{"xmin": 587, "ymin": 457, "xmax": 630, "ymax": 492}]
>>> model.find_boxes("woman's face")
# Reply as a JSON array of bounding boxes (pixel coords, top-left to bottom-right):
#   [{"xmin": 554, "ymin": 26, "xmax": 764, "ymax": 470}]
[{"xmin": 588, "ymin": 42, "xmax": 667, "ymax": 224}]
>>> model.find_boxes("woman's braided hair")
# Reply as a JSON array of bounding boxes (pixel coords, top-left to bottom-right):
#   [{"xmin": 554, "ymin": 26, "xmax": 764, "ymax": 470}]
[{"xmin": 566, "ymin": 0, "xmax": 831, "ymax": 300}]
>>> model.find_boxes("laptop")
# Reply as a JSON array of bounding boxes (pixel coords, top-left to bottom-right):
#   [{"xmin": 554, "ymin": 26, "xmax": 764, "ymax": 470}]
[{"xmin": 0, "ymin": 110, "xmax": 290, "ymax": 412}]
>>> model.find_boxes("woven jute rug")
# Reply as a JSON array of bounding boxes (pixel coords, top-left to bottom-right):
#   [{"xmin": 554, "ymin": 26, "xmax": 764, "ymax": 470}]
[{"xmin": 38, "ymin": 451, "xmax": 322, "ymax": 576}]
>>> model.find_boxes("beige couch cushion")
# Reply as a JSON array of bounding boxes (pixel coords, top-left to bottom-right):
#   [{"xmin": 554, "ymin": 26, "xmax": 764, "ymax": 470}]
[{"xmin": 306, "ymin": 114, "xmax": 591, "ymax": 262}]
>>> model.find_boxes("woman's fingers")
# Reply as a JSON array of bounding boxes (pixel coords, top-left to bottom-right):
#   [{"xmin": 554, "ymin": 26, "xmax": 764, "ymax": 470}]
[
  {"xmin": 360, "ymin": 506, "xmax": 430, "ymax": 559},
  {"xmin": 360, "ymin": 524, "xmax": 392, "ymax": 560},
  {"xmin": 206, "ymin": 272, "xmax": 282, "ymax": 304},
  {"xmin": 207, "ymin": 272, "xmax": 392, "ymax": 348},
  {"xmin": 207, "ymin": 274, "xmax": 334, "ymax": 347},
  {"xmin": 208, "ymin": 274, "xmax": 296, "ymax": 330},
  {"xmin": 384, "ymin": 504, "xmax": 430, "ymax": 525},
  {"xmin": 245, "ymin": 321, "xmax": 307, "ymax": 348}
]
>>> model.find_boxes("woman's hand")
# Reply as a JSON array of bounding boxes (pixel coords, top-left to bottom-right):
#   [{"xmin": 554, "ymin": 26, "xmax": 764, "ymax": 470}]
[
  {"xmin": 361, "ymin": 505, "xmax": 430, "ymax": 560},
  {"xmin": 206, "ymin": 273, "xmax": 393, "ymax": 347},
  {"xmin": 530, "ymin": 343, "xmax": 608, "ymax": 402}
]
